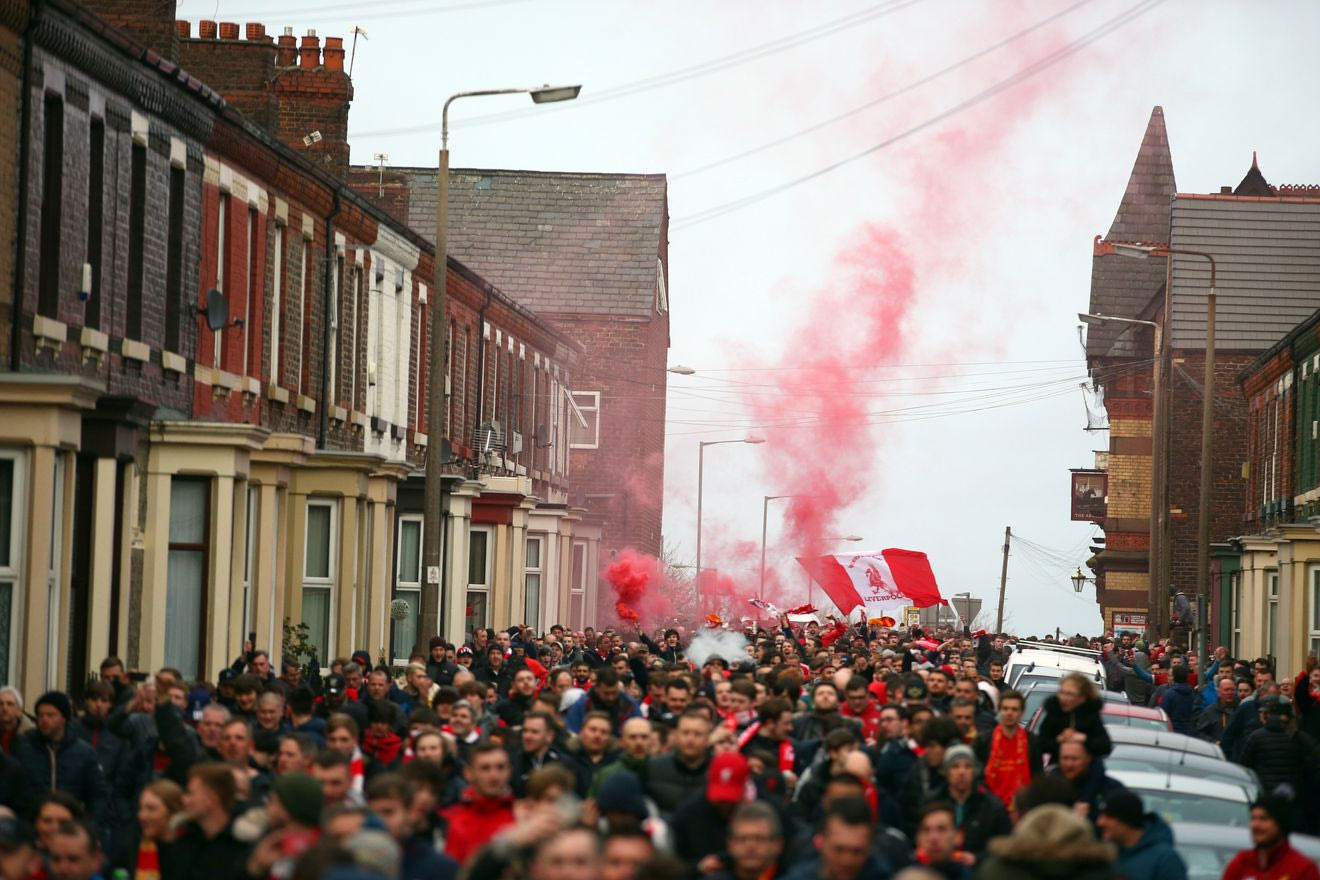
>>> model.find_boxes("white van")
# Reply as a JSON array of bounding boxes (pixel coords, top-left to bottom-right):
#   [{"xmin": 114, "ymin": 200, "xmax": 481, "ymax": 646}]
[{"xmin": 1004, "ymin": 641, "xmax": 1106, "ymax": 690}]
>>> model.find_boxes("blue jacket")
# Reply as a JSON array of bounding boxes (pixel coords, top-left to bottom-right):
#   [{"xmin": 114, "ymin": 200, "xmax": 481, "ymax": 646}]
[
  {"xmin": 563, "ymin": 688, "xmax": 640, "ymax": 735},
  {"xmin": 1114, "ymin": 813, "xmax": 1188, "ymax": 880},
  {"xmin": 1159, "ymin": 682, "xmax": 1198, "ymax": 734}
]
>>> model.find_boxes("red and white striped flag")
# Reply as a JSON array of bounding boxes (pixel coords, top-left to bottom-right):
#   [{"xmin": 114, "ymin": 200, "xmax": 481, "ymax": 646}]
[{"xmin": 796, "ymin": 549, "xmax": 946, "ymax": 619}]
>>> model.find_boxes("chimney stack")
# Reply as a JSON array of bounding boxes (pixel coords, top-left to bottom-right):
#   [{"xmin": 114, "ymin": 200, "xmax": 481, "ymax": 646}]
[
  {"xmin": 299, "ymin": 29, "xmax": 321, "ymax": 67},
  {"xmin": 245, "ymin": 23, "xmax": 268, "ymax": 42},
  {"xmin": 198, "ymin": 19, "xmax": 217, "ymax": 38},
  {"xmin": 175, "ymin": 20, "xmax": 190, "ymax": 38},
  {"xmin": 218, "ymin": 21, "xmax": 239, "ymax": 40}
]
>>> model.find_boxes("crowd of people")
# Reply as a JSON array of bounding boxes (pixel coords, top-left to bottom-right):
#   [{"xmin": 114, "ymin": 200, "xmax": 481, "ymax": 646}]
[{"xmin": 0, "ymin": 613, "xmax": 1315, "ymax": 880}]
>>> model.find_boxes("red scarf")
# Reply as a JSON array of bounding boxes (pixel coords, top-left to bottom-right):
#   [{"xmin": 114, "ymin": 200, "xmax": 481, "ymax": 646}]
[
  {"xmin": 134, "ymin": 839, "xmax": 161, "ymax": 880},
  {"xmin": 984, "ymin": 725, "xmax": 1031, "ymax": 808},
  {"xmin": 363, "ymin": 729, "xmax": 403, "ymax": 765}
]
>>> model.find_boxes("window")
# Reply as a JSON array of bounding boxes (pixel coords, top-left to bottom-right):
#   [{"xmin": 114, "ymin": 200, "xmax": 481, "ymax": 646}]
[
  {"xmin": 270, "ymin": 226, "xmax": 284, "ymax": 385},
  {"xmin": 569, "ymin": 391, "xmax": 600, "ymax": 449},
  {"xmin": 327, "ymin": 254, "xmax": 340, "ymax": 401},
  {"xmin": 37, "ymin": 95, "xmax": 64, "ymax": 321},
  {"xmin": 570, "ymin": 540, "xmax": 588, "ymax": 630},
  {"xmin": 164, "ymin": 166, "xmax": 185, "ymax": 352},
  {"xmin": 298, "ymin": 240, "xmax": 309, "ymax": 394},
  {"xmin": 466, "ymin": 527, "xmax": 491, "ymax": 637},
  {"xmin": 303, "ymin": 501, "xmax": 337, "ymax": 661},
  {"xmin": 165, "ymin": 478, "xmax": 209, "ymax": 680},
  {"xmin": 1231, "ymin": 572, "xmax": 1242, "ymax": 658},
  {"xmin": 392, "ymin": 515, "xmax": 422, "ymax": 662},
  {"xmin": 1311, "ymin": 566, "xmax": 1320, "ymax": 659},
  {"xmin": 348, "ymin": 267, "xmax": 360, "ymax": 410},
  {"xmin": 213, "ymin": 193, "xmax": 228, "ymax": 368},
  {"xmin": 84, "ymin": 119, "xmax": 104, "ymax": 331},
  {"xmin": 126, "ymin": 143, "xmax": 146, "ymax": 341},
  {"xmin": 243, "ymin": 208, "xmax": 258, "ymax": 376},
  {"xmin": 0, "ymin": 452, "xmax": 26, "ymax": 686},
  {"xmin": 525, "ymin": 535, "xmax": 544, "ymax": 630},
  {"xmin": 45, "ymin": 455, "xmax": 64, "ymax": 690},
  {"xmin": 1267, "ymin": 571, "xmax": 1279, "ymax": 658}
]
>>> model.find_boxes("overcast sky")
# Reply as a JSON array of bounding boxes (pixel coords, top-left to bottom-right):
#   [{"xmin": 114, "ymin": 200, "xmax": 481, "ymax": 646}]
[{"xmin": 194, "ymin": 0, "xmax": 1320, "ymax": 635}]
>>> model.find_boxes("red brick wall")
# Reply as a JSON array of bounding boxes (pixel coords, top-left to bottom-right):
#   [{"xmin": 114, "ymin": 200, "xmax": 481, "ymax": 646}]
[{"xmin": 79, "ymin": 0, "xmax": 179, "ymax": 62}]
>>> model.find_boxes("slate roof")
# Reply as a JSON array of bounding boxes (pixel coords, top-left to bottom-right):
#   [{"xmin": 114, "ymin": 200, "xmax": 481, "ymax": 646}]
[
  {"xmin": 389, "ymin": 167, "xmax": 668, "ymax": 318},
  {"xmin": 1087, "ymin": 106, "xmax": 1177, "ymax": 359},
  {"xmin": 1169, "ymin": 192, "xmax": 1320, "ymax": 351}
]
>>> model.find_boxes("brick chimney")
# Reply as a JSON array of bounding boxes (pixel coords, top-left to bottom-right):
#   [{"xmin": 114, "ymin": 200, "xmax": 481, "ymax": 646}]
[
  {"xmin": 173, "ymin": 21, "xmax": 354, "ymax": 179},
  {"xmin": 81, "ymin": 0, "xmax": 181, "ymax": 61}
]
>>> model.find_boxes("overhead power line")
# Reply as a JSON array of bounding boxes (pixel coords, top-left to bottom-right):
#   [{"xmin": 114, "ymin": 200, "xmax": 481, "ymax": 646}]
[
  {"xmin": 673, "ymin": 0, "xmax": 1096, "ymax": 180},
  {"xmin": 350, "ymin": 0, "xmax": 923, "ymax": 138},
  {"xmin": 220, "ymin": 0, "xmax": 527, "ymax": 20},
  {"xmin": 672, "ymin": 0, "xmax": 1166, "ymax": 230}
]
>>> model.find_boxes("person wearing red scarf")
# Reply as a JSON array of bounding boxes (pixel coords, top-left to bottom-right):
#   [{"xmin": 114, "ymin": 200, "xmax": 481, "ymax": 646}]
[
  {"xmin": 972, "ymin": 690, "xmax": 1041, "ymax": 809},
  {"xmin": 440, "ymin": 742, "xmax": 516, "ymax": 863},
  {"xmin": 361, "ymin": 700, "xmax": 403, "ymax": 771}
]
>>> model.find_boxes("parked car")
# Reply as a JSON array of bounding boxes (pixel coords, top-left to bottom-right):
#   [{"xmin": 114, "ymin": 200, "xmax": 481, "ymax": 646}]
[
  {"xmin": 1107, "ymin": 770, "xmax": 1252, "ymax": 826},
  {"xmin": 1105, "ymin": 743, "xmax": 1260, "ymax": 795},
  {"xmin": 1100, "ymin": 702, "xmax": 1171, "ymax": 730},
  {"xmin": 1005, "ymin": 641, "xmax": 1106, "ymax": 689},
  {"xmin": 1171, "ymin": 822, "xmax": 1320, "ymax": 880},
  {"xmin": 1105, "ymin": 725, "xmax": 1225, "ymax": 760}
]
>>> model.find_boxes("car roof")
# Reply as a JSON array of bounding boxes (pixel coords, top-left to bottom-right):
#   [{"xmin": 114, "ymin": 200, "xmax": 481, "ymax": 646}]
[
  {"xmin": 1102, "ymin": 702, "xmax": 1167, "ymax": 719},
  {"xmin": 1109, "ymin": 743, "xmax": 1258, "ymax": 785},
  {"xmin": 1007, "ymin": 649, "xmax": 1104, "ymax": 672},
  {"xmin": 1109, "ymin": 769, "xmax": 1252, "ymax": 801},
  {"xmin": 1105, "ymin": 724, "xmax": 1225, "ymax": 759}
]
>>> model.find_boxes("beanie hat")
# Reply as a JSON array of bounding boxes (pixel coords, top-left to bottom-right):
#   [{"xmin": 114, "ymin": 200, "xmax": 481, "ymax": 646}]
[
  {"xmin": 1099, "ymin": 789, "xmax": 1145, "ymax": 829},
  {"xmin": 943, "ymin": 744, "xmax": 976, "ymax": 771},
  {"xmin": 597, "ymin": 770, "xmax": 648, "ymax": 819},
  {"xmin": 271, "ymin": 773, "xmax": 324, "ymax": 827},
  {"xmin": 1253, "ymin": 794, "xmax": 1293, "ymax": 830},
  {"xmin": 429, "ymin": 636, "xmax": 446, "ymax": 650},
  {"xmin": 35, "ymin": 691, "xmax": 72, "ymax": 721}
]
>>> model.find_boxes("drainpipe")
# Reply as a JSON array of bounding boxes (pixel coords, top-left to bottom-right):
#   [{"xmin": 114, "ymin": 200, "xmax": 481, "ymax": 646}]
[
  {"xmin": 10, "ymin": 1, "xmax": 41, "ymax": 371},
  {"xmin": 473, "ymin": 285, "xmax": 494, "ymax": 432},
  {"xmin": 317, "ymin": 191, "xmax": 341, "ymax": 449}
]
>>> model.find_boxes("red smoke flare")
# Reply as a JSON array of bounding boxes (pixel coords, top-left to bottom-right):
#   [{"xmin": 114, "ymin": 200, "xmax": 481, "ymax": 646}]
[{"xmin": 605, "ymin": 548, "xmax": 660, "ymax": 622}]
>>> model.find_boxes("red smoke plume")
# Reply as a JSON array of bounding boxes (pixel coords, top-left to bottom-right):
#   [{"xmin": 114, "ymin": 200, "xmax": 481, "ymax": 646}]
[{"xmin": 605, "ymin": 548, "xmax": 661, "ymax": 621}]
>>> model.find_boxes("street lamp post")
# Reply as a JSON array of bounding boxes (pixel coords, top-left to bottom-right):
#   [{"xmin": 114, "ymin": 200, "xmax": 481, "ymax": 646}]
[
  {"xmin": 420, "ymin": 83, "xmax": 581, "ymax": 652},
  {"xmin": 1079, "ymin": 308, "xmax": 1162, "ymax": 638},
  {"xmin": 1096, "ymin": 239, "xmax": 1216, "ymax": 675},
  {"xmin": 760, "ymin": 494, "xmax": 804, "ymax": 601},
  {"xmin": 695, "ymin": 436, "xmax": 764, "ymax": 581}
]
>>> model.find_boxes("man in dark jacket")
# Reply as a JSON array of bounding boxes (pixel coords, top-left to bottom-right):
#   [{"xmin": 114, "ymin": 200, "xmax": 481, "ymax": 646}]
[
  {"xmin": 75, "ymin": 681, "xmax": 131, "ymax": 821},
  {"xmin": 646, "ymin": 710, "xmax": 712, "ymax": 815},
  {"xmin": 1240, "ymin": 697, "xmax": 1320, "ymax": 830},
  {"xmin": 13, "ymin": 692, "xmax": 107, "ymax": 824},
  {"xmin": 1192, "ymin": 676, "xmax": 1237, "ymax": 744},
  {"xmin": 426, "ymin": 637, "xmax": 459, "ymax": 689},
  {"xmin": 1157, "ymin": 665, "xmax": 1198, "ymax": 734},
  {"xmin": 509, "ymin": 711, "xmax": 587, "ymax": 798},
  {"xmin": 942, "ymin": 744, "xmax": 1010, "ymax": 858},
  {"xmin": 163, "ymin": 762, "xmax": 250, "ymax": 880},
  {"xmin": 1049, "ymin": 739, "xmax": 1126, "ymax": 824},
  {"xmin": 1097, "ymin": 789, "xmax": 1188, "ymax": 880},
  {"xmin": 494, "ymin": 668, "xmax": 539, "ymax": 729}
]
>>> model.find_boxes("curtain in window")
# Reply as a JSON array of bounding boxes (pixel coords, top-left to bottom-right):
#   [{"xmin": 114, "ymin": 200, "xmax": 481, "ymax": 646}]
[
  {"xmin": 392, "ymin": 591, "xmax": 419, "ymax": 661},
  {"xmin": 306, "ymin": 506, "xmax": 331, "ymax": 578},
  {"xmin": 165, "ymin": 548, "xmax": 204, "ymax": 679},
  {"xmin": 302, "ymin": 587, "xmax": 330, "ymax": 660},
  {"xmin": 398, "ymin": 520, "xmax": 420, "ymax": 581}
]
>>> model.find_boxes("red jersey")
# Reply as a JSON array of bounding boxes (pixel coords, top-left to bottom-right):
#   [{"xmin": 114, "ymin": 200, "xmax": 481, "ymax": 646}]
[
  {"xmin": 840, "ymin": 698, "xmax": 884, "ymax": 743},
  {"xmin": 1222, "ymin": 842, "xmax": 1320, "ymax": 880}
]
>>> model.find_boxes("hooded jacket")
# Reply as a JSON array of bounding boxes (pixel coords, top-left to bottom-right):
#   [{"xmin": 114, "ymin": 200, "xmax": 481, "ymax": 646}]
[
  {"xmin": 1035, "ymin": 695, "xmax": 1111, "ymax": 763},
  {"xmin": 1192, "ymin": 698, "xmax": 1235, "ymax": 743},
  {"xmin": 1113, "ymin": 813, "xmax": 1187, "ymax": 880},
  {"xmin": 645, "ymin": 750, "xmax": 710, "ymax": 815},
  {"xmin": 1158, "ymin": 682, "xmax": 1197, "ymax": 734},
  {"xmin": 976, "ymin": 804, "xmax": 1117, "ymax": 880},
  {"xmin": 13, "ymin": 726, "xmax": 108, "ymax": 822},
  {"xmin": 1240, "ymin": 717, "xmax": 1320, "ymax": 795}
]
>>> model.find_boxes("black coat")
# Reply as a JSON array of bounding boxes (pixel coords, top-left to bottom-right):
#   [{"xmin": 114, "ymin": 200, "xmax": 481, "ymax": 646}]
[
  {"xmin": 12, "ymin": 728, "xmax": 108, "ymax": 822},
  {"xmin": 645, "ymin": 750, "xmax": 710, "ymax": 816},
  {"xmin": 160, "ymin": 819, "xmax": 251, "ymax": 880},
  {"xmin": 1035, "ymin": 696, "xmax": 1111, "ymax": 763},
  {"xmin": 951, "ymin": 787, "xmax": 1011, "ymax": 857},
  {"xmin": 1240, "ymin": 721, "xmax": 1320, "ymax": 795}
]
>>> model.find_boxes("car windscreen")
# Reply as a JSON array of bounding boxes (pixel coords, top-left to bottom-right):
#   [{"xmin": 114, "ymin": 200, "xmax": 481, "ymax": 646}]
[
  {"xmin": 1134, "ymin": 789, "xmax": 1248, "ymax": 826},
  {"xmin": 1107, "ymin": 753, "xmax": 1253, "ymax": 790}
]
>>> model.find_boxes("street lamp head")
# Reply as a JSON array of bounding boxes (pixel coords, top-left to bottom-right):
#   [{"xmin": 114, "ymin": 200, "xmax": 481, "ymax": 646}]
[
  {"xmin": 743, "ymin": 435, "xmax": 766, "ymax": 445},
  {"xmin": 840, "ymin": 535, "xmax": 863, "ymax": 542},
  {"xmin": 667, "ymin": 365, "xmax": 696, "ymax": 375},
  {"xmin": 1078, "ymin": 313, "xmax": 1103, "ymax": 326},
  {"xmin": 1071, "ymin": 567, "xmax": 1086, "ymax": 593},
  {"xmin": 529, "ymin": 84, "xmax": 582, "ymax": 104},
  {"xmin": 1112, "ymin": 243, "xmax": 1158, "ymax": 259}
]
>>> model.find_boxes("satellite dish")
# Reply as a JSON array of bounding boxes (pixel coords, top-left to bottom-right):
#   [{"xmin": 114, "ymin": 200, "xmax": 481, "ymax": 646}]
[{"xmin": 199, "ymin": 288, "xmax": 229, "ymax": 332}]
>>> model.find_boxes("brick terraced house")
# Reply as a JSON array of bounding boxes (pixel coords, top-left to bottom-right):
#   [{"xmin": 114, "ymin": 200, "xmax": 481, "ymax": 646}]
[{"xmin": 0, "ymin": 0, "xmax": 594, "ymax": 696}]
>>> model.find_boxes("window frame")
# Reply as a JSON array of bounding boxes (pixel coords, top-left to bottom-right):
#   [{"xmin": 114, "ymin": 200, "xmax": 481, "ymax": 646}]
[
  {"xmin": 37, "ymin": 94, "xmax": 64, "ymax": 321},
  {"xmin": 392, "ymin": 514, "xmax": 423, "ymax": 665},
  {"xmin": 1310, "ymin": 564, "xmax": 1320, "ymax": 661},
  {"xmin": 525, "ymin": 534, "xmax": 544, "ymax": 631},
  {"xmin": 302, "ymin": 499, "xmax": 338, "ymax": 661},
  {"xmin": 270, "ymin": 224, "xmax": 284, "ymax": 387},
  {"xmin": 466, "ymin": 526, "xmax": 493, "ymax": 636},
  {"xmin": 1230, "ymin": 570, "xmax": 1242, "ymax": 659},
  {"xmin": 165, "ymin": 476, "xmax": 210, "ymax": 681},
  {"xmin": 569, "ymin": 390, "xmax": 599, "ymax": 450},
  {"xmin": 1267, "ymin": 570, "xmax": 1279, "ymax": 658},
  {"xmin": 0, "ymin": 451, "xmax": 27, "ymax": 687},
  {"xmin": 570, "ymin": 539, "xmax": 588, "ymax": 630}
]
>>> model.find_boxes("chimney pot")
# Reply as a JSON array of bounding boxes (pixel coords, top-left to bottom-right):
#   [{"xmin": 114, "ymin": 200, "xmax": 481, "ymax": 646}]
[
  {"xmin": 175, "ymin": 20, "xmax": 190, "ymax": 38},
  {"xmin": 199, "ymin": 19, "xmax": 217, "ymax": 38},
  {"xmin": 306, "ymin": 28, "xmax": 317, "ymax": 37},
  {"xmin": 1220, "ymin": 186, "xmax": 1232, "ymax": 194},
  {"xmin": 218, "ymin": 21, "xmax": 240, "ymax": 40},
  {"xmin": 245, "ymin": 23, "xmax": 267, "ymax": 41},
  {"xmin": 283, "ymin": 26, "xmax": 294, "ymax": 36},
  {"xmin": 323, "ymin": 36, "xmax": 345, "ymax": 72},
  {"xmin": 299, "ymin": 32, "xmax": 321, "ymax": 67}
]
